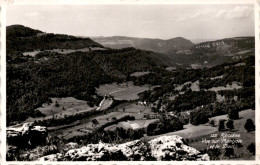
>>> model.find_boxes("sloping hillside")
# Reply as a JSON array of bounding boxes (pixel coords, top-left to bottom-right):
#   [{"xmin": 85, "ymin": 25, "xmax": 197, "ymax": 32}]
[
  {"xmin": 92, "ymin": 36, "xmax": 194, "ymax": 55},
  {"xmin": 191, "ymin": 37, "xmax": 254, "ymax": 56},
  {"xmin": 93, "ymin": 36, "xmax": 254, "ymax": 69},
  {"xmin": 7, "ymin": 25, "xmax": 103, "ymax": 54},
  {"xmin": 169, "ymin": 37, "xmax": 255, "ymax": 68},
  {"xmin": 7, "ymin": 45, "xmax": 168, "ymax": 125}
]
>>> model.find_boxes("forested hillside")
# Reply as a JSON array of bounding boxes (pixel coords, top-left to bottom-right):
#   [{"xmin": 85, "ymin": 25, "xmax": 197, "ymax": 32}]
[
  {"xmin": 7, "ymin": 47, "xmax": 167, "ymax": 125},
  {"xmin": 6, "ymin": 25, "xmax": 255, "ymax": 127},
  {"xmin": 7, "ymin": 25, "xmax": 103, "ymax": 55}
]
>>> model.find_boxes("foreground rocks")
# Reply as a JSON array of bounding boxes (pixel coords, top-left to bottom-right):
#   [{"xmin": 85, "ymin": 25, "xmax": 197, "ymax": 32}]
[
  {"xmin": 38, "ymin": 135, "xmax": 209, "ymax": 161},
  {"xmin": 148, "ymin": 135, "xmax": 209, "ymax": 160},
  {"xmin": 21, "ymin": 145, "xmax": 58, "ymax": 161},
  {"xmin": 7, "ymin": 123, "xmax": 48, "ymax": 147}
]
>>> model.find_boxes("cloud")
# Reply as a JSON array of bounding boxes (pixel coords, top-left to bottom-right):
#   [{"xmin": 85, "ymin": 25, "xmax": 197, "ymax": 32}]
[
  {"xmin": 175, "ymin": 5, "xmax": 253, "ymax": 22},
  {"xmin": 175, "ymin": 10, "xmax": 210, "ymax": 22},
  {"xmin": 215, "ymin": 6, "xmax": 253, "ymax": 19}
]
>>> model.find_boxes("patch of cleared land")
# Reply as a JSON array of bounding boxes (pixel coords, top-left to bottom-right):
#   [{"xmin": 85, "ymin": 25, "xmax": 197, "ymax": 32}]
[
  {"xmin": 145, "ymin": 124, "xmax": 217, "ymax": 142},
  {"xmin": 165, "ymin": 67, "xmax": 177, "ymax": 71},
  {"xmin": 130, "ymin": 71, "xmax": 150, "ymax": 77},
  {"xmin": 191, "ymin": 63, "xmax": 202, "ymax": 69},
  {"xmin": 174, "ymin": 82, "xmax": 190, "ymax": 91},
  {"xmin": 105, "ymin": 119, "xmax": 157, "ymax": 131},
  {"xmin": 96, "ymin": 81, "xmax": 150, "ymax": 100},
  {"xmin": 145, "ymin": 109, "xmax": 254, "ymax": 159},
  {"xmin": 23, "ymin": 50, "xmax": 42, "ymax": 56},
  {"xmin": 208, "ymin": 81, "xmax": 242, "ymax": 91},
  {"xmin": 146, "ymin": 109, "xmax": 254, "ymax": 141},
  {"xmin": 234, "ymin": 63, "xmax": 246, "ymax": 67},
  {"xmin": 210, "ymin": 75, "xmax": 223, "ymax": 80},
  {"xmin": 190, "ymin": 80, "xmax": 200, "ymax": 91},
  {"xmin": 236, "ymin": 50, "xmax": 252, "ymax": 55},
  {"xmin": 216, "ymin": 94, "xmax": 226, "ymax": 102},
  {"xmin": 53, "ymin": 102, "xmax": 156, "ymax": 139},
  {"xmin": 26, "ymin": 97, "xmax": 97, "ymax": 122},
  {"xmin": 174, "ymin": 80, "xmax": 200, "ymax": 91},
  {"xmin": 23, "ymin": 47, "xmax": 105, "ymax": 56}
]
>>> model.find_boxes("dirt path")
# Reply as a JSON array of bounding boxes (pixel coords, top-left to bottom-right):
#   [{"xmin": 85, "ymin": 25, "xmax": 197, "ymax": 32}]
[
  {"xmin": 108, "ymin": 88, "xmax": 129, "ymax": 95},
  {"xmin": 97, "ymin": 88, "xmax": 130, "ymax": 110}
]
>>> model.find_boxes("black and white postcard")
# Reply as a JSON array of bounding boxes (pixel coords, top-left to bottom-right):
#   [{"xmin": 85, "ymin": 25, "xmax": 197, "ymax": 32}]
[{"xmin": 0, "ymin": 0, "xmax": 259, "ymax": 164}]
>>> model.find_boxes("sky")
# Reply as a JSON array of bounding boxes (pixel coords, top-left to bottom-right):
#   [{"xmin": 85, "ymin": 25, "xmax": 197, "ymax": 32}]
[{"xmin": 6, "ymin": 4, "xmax": 255, "ymax": 40}]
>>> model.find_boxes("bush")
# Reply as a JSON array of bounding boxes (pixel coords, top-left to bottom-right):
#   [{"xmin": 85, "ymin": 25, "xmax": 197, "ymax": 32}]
[
  {"xmin": 228, "ymin": 107, "xmax": 239, "ymax": 120},
  {"xmin": 190, "ymin": 109, "xmax": 209, "ymax": 125},
  {"xmin": 226, "ymin": 119, "xmax": 234, "ymax": 130},
  {"xmin": 209, "ymin": 120, "xmax": 215, "ymax": 127},
  {"xmin": 146, "ymin": 122, "xmax": 164, "ymax": 136},
  {"xmin": 208, "ymin": 148, "xmax": 221, "ymax": 160},
  {"xmin": 146, "ymin": 115, "xmax": 183, "ymax": 136},
  {"xmin": 244, "ymin": 119, "xmax": 255, "ymax": 132},
  {"xmin": 218, "ymin": 119, "xmax": 226, "ymax": 131},
  {"xmin": 224, "ymin": 147, "xmax": 234, "ymax": 158},
  {"xmin": 247, "ymin": 143, "xmax": 255, "ymax": 155}
]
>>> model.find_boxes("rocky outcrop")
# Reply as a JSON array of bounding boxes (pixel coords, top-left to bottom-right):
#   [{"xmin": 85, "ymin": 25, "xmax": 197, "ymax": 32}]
[
  {"xmin": 7, "ymin": 123, "xmax": 48, "ymax": 147},
  {"xmin": 38, "ymin": 135, "xmax": 210, "ymax": 161},
  {"xmin": 37, "ymin": 153, "xmax": 63, "ymax": 161},
  {"xmin": 192, "ymin": 37, "xmax": 254, "ymax": 56},
  {"xmin": 118, "ymin": 140, "xmax": 149, "ymax": 160},
  {"xmin": 20, "ymin": 145, "xmax": 58, "ymax": 161},
  {"xmin": 63, "ymin": 142, "xmax": 127, "ymax": 161},
  {"xmin": 148, "ymin": 135, "xmax": 209, "ymax": 161},
  {"xmin": 64, "ymin": 142, "xmax": 79, "ymax": 152}
]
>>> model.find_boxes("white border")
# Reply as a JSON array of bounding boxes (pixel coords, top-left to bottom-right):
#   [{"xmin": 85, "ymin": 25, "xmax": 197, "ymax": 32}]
[{"xmin": 0, "ymin": 0, "xmax": 259, "ymax": 164}]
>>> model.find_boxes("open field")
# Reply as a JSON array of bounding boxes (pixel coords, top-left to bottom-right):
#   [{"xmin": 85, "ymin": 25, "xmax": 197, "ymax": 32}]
[
  {"xmin": 105, "ymin": 119, "xmax": 158, "ymax": 131},
  {"xmin": 130, "ymin": 71, "xmax": 150, "ymax": 77},
  {"xmin": 145, "ymin": 124, "xmax": 217, "ymax": 142},
  {"xmin": 210, "ymin": 75, "xmax": 223, "ymax": 80},
  {"xmin": 51, "ymin": 102, "xmax": 156, "ymax": 139},
  {"xmin": 23, "ymin": 47, "xmax": 105, "ymax": 56},
  {"xmin": 96, "ymin": 81, "xmax": 150, "ymax": 100},
  {"xmin": 174, "ymin": 80, "xmax": 200, "ymax": 91},
  {"xmin": 38, "ymin": 97, "xmax": 94, "ymax": 116},
  {"xmin": 208, "ymin": 81, "xmax": 242, "ymax": 91},
  {"xmin": 145, "ymin": 109, "xmax": 254, "ymax": 141},
  {"xmin": 235, "ymin": 50, "xmax": 253, "ymax": 55},
  {"xmin": 165, "ymin": 66, "xmax": 177, "ymax": 71},
  {"xmin": 142, "ymin": 109, "xmax": 255, "ymax": 160},
  {"xmin": 216, "ymin": 94, "xmax": 226, "ymax": 102},
  {"xmin": 188, "ymin": 109, "xmax": 255, "ymax": 160},
  {"xmin": 25, "ymin": 97, "xmax": 97, "ymax": 122}
]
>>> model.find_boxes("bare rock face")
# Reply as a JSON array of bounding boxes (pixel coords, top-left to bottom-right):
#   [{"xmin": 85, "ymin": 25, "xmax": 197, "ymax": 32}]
[
  {"xmin": 38, "ymin": 135, "xmax": 210, "ymax": 161},
  {"xmin": 118, "ymin": 140, "xmax": 150, "ymax": 160},
  {"xmin": 20, "ymin": 145, "xmax": 58, "ymax": 161},
  {"xmin": 63, "ymin": 142, "xmax": 79, "ymax": 152},
  {"xmin": 64, "ymin": 142, "xmax": 127, "ymax": 161},
  {"xmin": 7, "ymin": 123, "xmax": 48, "ymax": 147},
  {"xmin": 148, "ymin": 135, "xmax": 210, "ymax": 161},
  {"xmin": 37, "ymin": 153, "xmax": 63, "ymax": 161}
]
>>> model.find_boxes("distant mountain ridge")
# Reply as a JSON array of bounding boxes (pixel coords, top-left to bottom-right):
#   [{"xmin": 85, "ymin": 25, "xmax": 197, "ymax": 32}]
[
  {"xmin": 92, "ymin": 35, "xmax": 254, "ymax": 68},
  {"xmin": 7, "ymin": 25, "xmax": 103, "ymax": 54},
  {"xmin": 92, "ymin": 36, "xmax": 194, "ymax": 55},
  {"xmin": 191, "ymin": 37, "xmax": 254, "ymax": 55},
  {"xmin": 6, "ymin": 25, "xmax": 255, "ymax": 69},
  {"xmin": 170, "ymin": 36, "xmax": 255, "ymax": 68}
]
